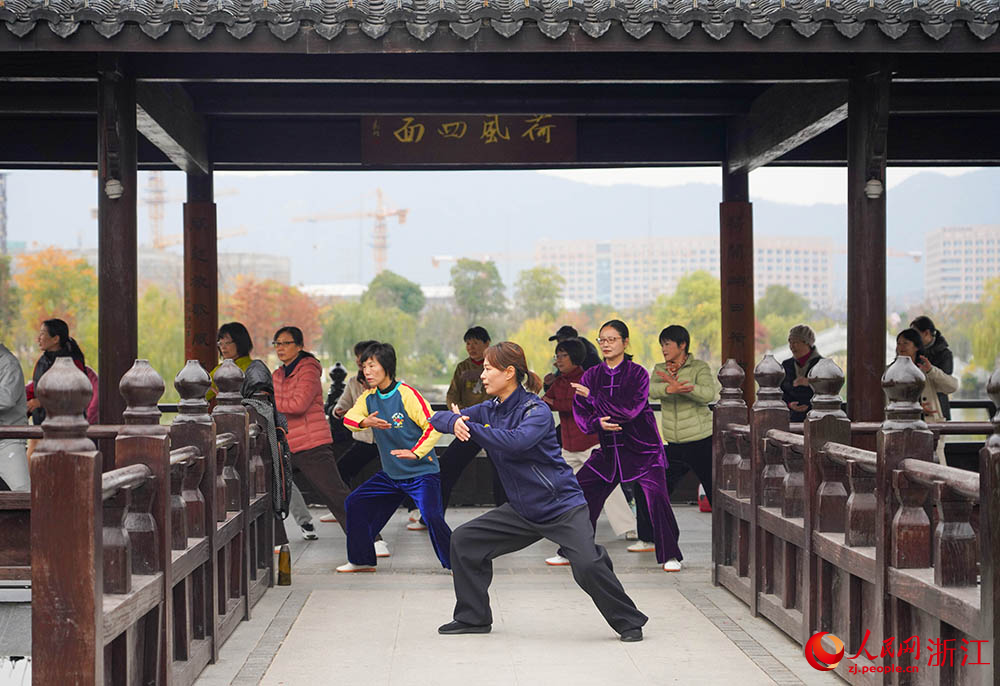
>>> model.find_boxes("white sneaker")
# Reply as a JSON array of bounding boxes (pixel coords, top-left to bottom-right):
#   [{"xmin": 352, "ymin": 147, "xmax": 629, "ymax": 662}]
[
  {"xmin": 624, "ymin": 530, "xmax": 639, "ymax": 541},
  {"xmin": 408, "ymin": 510, "xmax": 421, "ymax": 522},
  {"xmin": 627, "ymin": 541, "xmax": 655, "ymax": 553},
  {"xmin": 273, "ymin": 545, "xmax": 281, "ymax": 554},
  {"xmin": 300, "ymin": 523, "xmax": 318, "ymax": 540},
  {"xmin": 319, "ymin": 512, "xmax": 338, "ymax": 523},
  {"xmin": 545, "ymin": 555, "xmax": 570, "ymax": 566},
  {"xmin": 374, "ymin": 540, "xmax": 391, "ymax": 558},
  {"xmin": 407, "ymin": 520, "xmax": 428, "ymax": 531},
  {"xmin": 336, "ymin": 562, "xmax": 376, "ymax": 573},
  {"xmin": 663, "ymin": 559, "xmax": 682, "ymax": 572}
]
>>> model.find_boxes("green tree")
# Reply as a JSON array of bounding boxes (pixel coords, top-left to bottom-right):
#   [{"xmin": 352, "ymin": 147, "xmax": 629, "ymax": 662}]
[
  {"xmin": 756, "ymin": 284, "xmax": 812, "ymax": 350},
  {"xmin": 649, "ymin": 271, "xmax": 721, "ymax": 362},
  {"xmin": 137, "ymin": 285, "xmax": 186, "ymax": 402},
  {"xmin": 362, "ymin": 270, "xmax": 425, "ymax": 315},
  {"xmin": 972, "ymin": 277, "xmax": 1000, "ymax": 370},
  {"xmin": 509, "ymin": 315, "xmax": 559, "ymax": 381},
  {"xmin": 321, "ymin": 301, "xmax": 415, "ymax": 366},
  {"xmin": 450, "ymin": 259, "xmax": 507, "ymax": 324},
  {"xmin": 0, "ymin": 254, "xmax": 18, "ymax": 342},
  {"xmin": 514, "ymin": 267, "xmax": 565, "ymax": 320}
]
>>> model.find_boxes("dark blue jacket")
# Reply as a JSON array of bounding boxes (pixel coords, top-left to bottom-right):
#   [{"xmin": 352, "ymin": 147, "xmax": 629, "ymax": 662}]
[{"xmin": 430, "ymin": 386, "xmax": 586, "ymax": 523}]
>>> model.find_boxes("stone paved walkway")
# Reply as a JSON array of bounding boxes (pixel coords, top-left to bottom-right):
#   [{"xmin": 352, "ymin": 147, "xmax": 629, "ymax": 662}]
[{"xmin": 194, "ymin": 504, "xmax": 846, "ymax": 686}]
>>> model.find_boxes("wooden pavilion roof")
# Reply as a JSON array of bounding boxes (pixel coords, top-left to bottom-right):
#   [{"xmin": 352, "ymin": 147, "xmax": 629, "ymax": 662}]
[{"xmin": 1, "ymin": 0, "xmax": 997, "ymax": 46}]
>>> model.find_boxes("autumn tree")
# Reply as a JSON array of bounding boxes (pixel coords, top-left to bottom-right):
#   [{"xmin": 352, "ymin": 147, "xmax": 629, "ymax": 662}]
[
  {"xmin": 514, "ymin": 267, "xmax": 565, "ymax": 320},
  {"xmin": 0, "ymin": 254, "xmax": 17, "ymax": 342},
  {"xmin": 222, "ymin": 278, "xmax": 322, "ymax": 356},
  {"xmin": 450, "ymin": 259, "xmax": 507, "ymax": 324},
  {"xmin": 362, "ymin": 270, "xmax": 425, "ymax": 315},
  {"xmin": 13, "ymin": 247, "xmax": 99, "ymax": 363}
]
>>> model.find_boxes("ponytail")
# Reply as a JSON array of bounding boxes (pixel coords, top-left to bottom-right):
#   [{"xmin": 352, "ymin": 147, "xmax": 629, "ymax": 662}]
[
  {"xmin": 484, "ymin": 342, "xmax": 542, "ymax": 394},
  {"xmin": 65, "ymin": 337, "xmax": 86, "ymax": 367}
]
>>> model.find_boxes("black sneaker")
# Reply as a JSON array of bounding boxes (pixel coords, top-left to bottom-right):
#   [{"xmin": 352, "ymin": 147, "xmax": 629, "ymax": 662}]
[
  {"xmin": 620, "ymin": 628, "xmax": 643, "ymax": 642},
  {"xmin": 300, "ymin": 522, "xmax": 318, "ymax": 540},
  {"xmin": 438, "ymin": 621, "xmax": 491, "ymax": 635}
]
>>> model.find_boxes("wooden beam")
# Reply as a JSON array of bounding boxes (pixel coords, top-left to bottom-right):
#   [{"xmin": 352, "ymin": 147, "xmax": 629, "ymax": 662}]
[
  {"xmin": 135, "ymin": 82, "xmax": 209, "ymax": 174},
  {"xmin": 183, "ymin": 171, "xmax": 218, "ymax": 374},
  {"xmin": 97, "ymin": 64, "xmax": 138, "ymax": 444},
  {"xmin": 727, "ymin": 82, "xmax": 848, "ymax": 173}
]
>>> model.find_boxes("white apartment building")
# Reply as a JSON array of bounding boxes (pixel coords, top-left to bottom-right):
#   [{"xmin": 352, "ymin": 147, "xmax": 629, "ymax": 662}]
[
  {"xmin": 925, "ymin": 225, "xmax": 1000, "ymax": 305},
  {"xmin": 534, "ymin": 236, "xmax": 834, "ymax": 310}
]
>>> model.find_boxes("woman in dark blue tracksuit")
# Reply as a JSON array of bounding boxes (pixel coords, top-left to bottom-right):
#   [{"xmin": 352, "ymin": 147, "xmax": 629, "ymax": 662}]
[{"xmin": 430, "ymin": 341, "xmax": 647, "ymax": 642}]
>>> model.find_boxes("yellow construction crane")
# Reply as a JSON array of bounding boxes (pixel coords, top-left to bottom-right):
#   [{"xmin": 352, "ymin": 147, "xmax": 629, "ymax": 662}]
[
  {"xmin": 144, "ymin": 170, "xmax": 241, "ymax": 250},
  {"xmin": 291, "ymin": 188, "xmax": 407, "ymax": 276}
]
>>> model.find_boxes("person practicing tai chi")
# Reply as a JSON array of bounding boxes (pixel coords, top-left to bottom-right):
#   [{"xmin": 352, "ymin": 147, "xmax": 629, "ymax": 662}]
[
  {"xmin": 431, "ymin": 342, "xmax": 648, "ymax": 642},
  {"xmin": 337, "ymin": 342, "xmax": 450, "ymax": 572},
  {"xmin": 572, "ymin": 320, "xmax": 683, "ymax": 572}
]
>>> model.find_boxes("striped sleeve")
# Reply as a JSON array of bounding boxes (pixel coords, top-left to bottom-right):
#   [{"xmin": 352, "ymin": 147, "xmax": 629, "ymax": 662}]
[
  {"xmin": 399, "ymin": 384, "xmax": 441, "ymax": 460},
  {"xmin": 343, "ymin": 390, "xmax": 374, "ymax": 432}
]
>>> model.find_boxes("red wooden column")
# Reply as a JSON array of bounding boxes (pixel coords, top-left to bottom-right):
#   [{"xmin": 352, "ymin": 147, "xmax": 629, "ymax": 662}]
[
  {"xmin": 846, "ymin": 63, "xmax": 890, "ymax": 426},
  {"xmin": 720, "ymin": 163, "xmax": 756, "ymax": 405},
  {"xmin": 97, "ymin": 62, "xmax": 138, "ymax": 441},
  {"xmin": 184, "ymin": 169, "xmax": 218, "ymax": 373}
]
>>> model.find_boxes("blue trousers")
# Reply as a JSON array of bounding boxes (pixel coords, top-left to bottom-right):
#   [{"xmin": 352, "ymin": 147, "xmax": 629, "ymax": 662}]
[{"xmin": 345, "ymin": 471, "xmax": 451, "ymax": 568}]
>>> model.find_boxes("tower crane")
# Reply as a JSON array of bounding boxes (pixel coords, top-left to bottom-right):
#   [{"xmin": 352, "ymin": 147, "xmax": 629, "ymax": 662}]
[
  {"xmin": 291, "ymin": 188, "xmax": 407, "ymax": 276},
  {"xmin": 143, "ymin": 170, "xmax": 242, "ymax": 250}
]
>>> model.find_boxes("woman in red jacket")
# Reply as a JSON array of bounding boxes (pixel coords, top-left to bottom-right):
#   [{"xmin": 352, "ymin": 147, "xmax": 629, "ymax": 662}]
[{"xmin": 271, "ymin": 326, "xmax": 351, "ymax": 533}]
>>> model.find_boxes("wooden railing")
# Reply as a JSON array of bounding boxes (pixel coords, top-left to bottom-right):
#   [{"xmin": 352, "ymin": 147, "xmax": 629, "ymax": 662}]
[
  {"xmin": 713, "ymin": 354, "xmax": 1000, "ymax": 685},
  {"xmin": 0, "ymin": 356, "xmax": 275, "ymax": 686}
]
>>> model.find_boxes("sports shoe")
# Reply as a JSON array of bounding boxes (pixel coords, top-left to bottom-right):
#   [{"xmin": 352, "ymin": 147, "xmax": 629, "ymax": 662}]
[
  {"xmin": 319, "ymin": 512, "xmax": 338, "ymax": 523},
  {"xmin": 620, "ymin": 628, "xmax": 643, "ymax": 642},
  {"xmin": 300, "ymin": 522, "xmax": 318, "ymax": 540},
  {"xmin": 624, "ymin": 530, "xmax": 639, "ymax": 541},
  {"xmin": 663, "ymin": 559, "xmax": 682, "ymax": 572},
  {"xmin": 627, "ymin": 541, "xmax": 655, "ymax": 553},
  {"xmin": 408, "ymin": 510, "xmax": 421, "ymax": 522},
  {"xmin": 273, "ymin": 545, "xmax": 281, "ymax": 554},
  {"xmin": 336, "ymin": 562, "xmax": 376, "ymax": 573},
  {"xmin": 545, "ymin": 555, "xmax": 570, "ymax": 566},
  {"xmin": 438, "ymin": 621, "xmax": 491, "ymax": 635},
  {"xmin": 374, "ymin": 540, "xmax": 391, "ymax": 558},
  {"xmin": 407, "ymin": 520, "xmax": 428, "ymax": 531}
]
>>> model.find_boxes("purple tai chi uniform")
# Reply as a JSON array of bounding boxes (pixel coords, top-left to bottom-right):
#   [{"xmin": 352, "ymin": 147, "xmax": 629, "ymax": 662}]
[{"xmin": 573, "ymin": 360, "xmax": 683, "ymax": 564}]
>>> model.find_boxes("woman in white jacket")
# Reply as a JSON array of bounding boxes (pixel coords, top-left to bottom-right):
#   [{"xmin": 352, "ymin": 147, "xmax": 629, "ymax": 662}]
[{"xmin": 894, "ymin": 328, "xmax": 959, "ymax": 464}]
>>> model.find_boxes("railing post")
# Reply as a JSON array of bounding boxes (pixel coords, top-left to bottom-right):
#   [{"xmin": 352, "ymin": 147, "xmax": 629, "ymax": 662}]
[
  {"xmin": 116, "ymin": 359, "xmax": 173, "ymax": 686},
  {"xmin": 31, "ymin": 358, "xmax": 103, "ymax": 686},
  {"xmin": 780, "ymin": 442, "xmax": 804, "ymax": 519},
  {"xmin": 979, "ymin": 365, "xmax": 1000, "ymax": 685},
  {"xmin": 751, "ymin": 354, "xmax": 788, "ymax": 618},
  {"xmin": 170, "ymin": 360, "xmax": 219, "ymax": 659},
  {"xmin": 844, "ymin": 460, "xmax": 875, "ymax": 548},
  {"xmin": 713, "ymin": 359, "xmax": 746, "ymax": 586},
  {"xmin": 802, "ymin": 358, "xmax": 849, "ymax": 643},
  {"xmin": 877, "ymin": 356, "xmax": 935, "ymax": 681},
  {"xmin": 211, "ymin": 359, "xmax": 252, "ymax": 621}
]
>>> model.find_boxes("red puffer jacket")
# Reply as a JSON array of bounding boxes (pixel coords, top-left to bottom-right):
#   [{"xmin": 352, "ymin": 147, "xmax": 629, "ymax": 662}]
[{"xmin": 272, "ymin": 354, "xmax": 333, "ymax": 454}]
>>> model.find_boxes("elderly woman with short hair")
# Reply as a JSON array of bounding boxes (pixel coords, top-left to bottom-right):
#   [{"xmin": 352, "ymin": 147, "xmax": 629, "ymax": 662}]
[{"xmin": 780, "ymin": 325, "xmax": 822, "ymax": 422}]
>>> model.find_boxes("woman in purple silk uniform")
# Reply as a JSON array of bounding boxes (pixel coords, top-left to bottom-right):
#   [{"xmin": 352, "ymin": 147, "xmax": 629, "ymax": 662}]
[{"xmin": 572, "ymin": 320, "xmax": 683, "ymax": 572}]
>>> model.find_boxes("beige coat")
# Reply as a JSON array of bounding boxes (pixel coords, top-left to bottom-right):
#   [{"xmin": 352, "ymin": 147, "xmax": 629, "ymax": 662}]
[{"xmin": 921, "ymin": 365, "xmax": 959, "ymax": 464}]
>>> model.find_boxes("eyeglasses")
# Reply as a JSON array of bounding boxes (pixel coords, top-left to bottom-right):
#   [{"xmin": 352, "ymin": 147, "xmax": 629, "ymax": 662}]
[
  {"xmin": 272, "ymin": 340, "xmax": 296, "ymax": 348},
  {"xmin": 596, "ymin": 336, "xmax": 622, "ymax": 345}
]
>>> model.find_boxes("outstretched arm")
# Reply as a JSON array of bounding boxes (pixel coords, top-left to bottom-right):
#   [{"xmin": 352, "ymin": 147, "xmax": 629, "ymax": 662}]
[{"xmin": 465, "ymin": 403, "xmax": 552, "ymax": 454}]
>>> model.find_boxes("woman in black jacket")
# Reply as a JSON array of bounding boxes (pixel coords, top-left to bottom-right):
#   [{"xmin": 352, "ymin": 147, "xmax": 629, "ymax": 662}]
[{"xmin": 780, "ymin": 325, "xmax": 822, "ymax": 422}]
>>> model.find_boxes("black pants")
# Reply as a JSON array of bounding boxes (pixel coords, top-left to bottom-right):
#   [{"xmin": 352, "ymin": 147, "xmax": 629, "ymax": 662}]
[
  {"xmin": 291, "ymin": 443, "xmax": 351, "ymax": 535},
  {"xmin": 450, "ymin": 503, "xmax": 648, "ymax": 635},
  {"xmin": 635, "ymin": 438, "xmax": 712, "ymax": 542},
  {"xmin": 439, "ymin": 439, "xmax": 508, "ymax": 511},
  {"xmin": 336, "ymin": 440, "xmax": 380, "ymax": 488}
]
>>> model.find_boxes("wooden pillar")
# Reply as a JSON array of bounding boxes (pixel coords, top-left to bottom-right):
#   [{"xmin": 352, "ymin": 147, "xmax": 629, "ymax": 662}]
[
  {"xmin": 720, "ymin": 160, "xmax": 755, "ymax": 405},
  {"xmin": 184, "ymin": 169, "xmax": 218, "ymax": 373},
  {"xmin": 846, "ymin": 63, "xmax": 890, "ymax": 425},
  {"xmin": 97, "ymin": 62, "xmax": 138, "ymax": 442}
]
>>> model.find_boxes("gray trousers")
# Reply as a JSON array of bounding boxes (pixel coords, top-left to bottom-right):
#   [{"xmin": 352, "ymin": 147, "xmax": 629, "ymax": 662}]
[
  {"xmin": 288, "ymin": 482, "xmax": 313, "ymax": 526},
  {"xmin": 0, "ymin": 439, "xmax": 29, "ymax": 491},
  {"xmin": 450, "ymin": 503, "xmax": 648, "ymax": 634}
]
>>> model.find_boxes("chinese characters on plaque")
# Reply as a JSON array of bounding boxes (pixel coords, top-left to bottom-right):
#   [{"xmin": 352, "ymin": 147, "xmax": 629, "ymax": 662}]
[{"xmin": 361, "ymin": 115, "xmax": 576, "ymax": 164}]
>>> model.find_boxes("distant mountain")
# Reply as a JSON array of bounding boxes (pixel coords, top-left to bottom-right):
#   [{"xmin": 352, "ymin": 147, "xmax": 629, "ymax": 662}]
[{"xmin": 6, "ymin": 168, "xmax": 999, "ymax": 300}]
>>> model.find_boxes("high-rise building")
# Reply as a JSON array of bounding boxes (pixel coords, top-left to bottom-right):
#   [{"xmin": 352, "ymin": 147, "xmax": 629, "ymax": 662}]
[
  {"xmin": 534, "ymin": 236, "xmax": 834, "ymax": 310},
  {"xmin": 925, "ymin": 225, "xmax": 1000, "ymax": 304}
]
